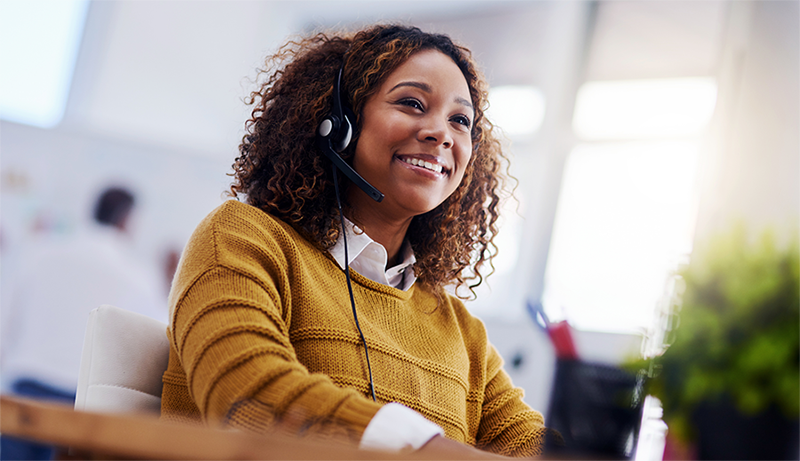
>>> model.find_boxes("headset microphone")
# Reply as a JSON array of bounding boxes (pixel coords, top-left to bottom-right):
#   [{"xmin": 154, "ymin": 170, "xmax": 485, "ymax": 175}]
[{"xmin": 317, "ymin": 67, "xmax": 384, "ymax": 203}]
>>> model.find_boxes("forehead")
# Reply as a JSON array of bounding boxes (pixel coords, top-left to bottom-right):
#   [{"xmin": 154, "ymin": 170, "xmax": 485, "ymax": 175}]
[{"xmin": 380, "ymin": 49, "xmax": 472, "ymax": 102}]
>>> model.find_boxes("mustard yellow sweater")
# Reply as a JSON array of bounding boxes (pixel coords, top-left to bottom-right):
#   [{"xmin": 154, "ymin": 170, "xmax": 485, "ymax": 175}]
[{"xmin": 161, "ymin": 200, "xmax": 545, "ymax": 456}]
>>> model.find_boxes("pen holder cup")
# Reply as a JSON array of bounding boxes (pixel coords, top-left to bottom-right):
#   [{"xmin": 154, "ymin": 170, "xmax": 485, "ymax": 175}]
[{"xmin": 544, "ymin": 359, "xmax": 645, "ymax": 459}]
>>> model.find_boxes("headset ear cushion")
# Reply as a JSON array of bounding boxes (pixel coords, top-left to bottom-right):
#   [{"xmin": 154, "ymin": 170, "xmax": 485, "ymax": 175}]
[
  {"xmin": 336, "ymin": 116, "xmax": 352, "ymax": 152},
  {"xmin": 335, "ymin": 106, "xmax": 356, "ymax": 152}
]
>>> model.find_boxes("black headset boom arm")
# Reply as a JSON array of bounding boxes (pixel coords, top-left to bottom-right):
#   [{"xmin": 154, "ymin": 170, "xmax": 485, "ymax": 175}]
[{"xmin": 317, "ymin": 136, "xmax": 384, "ymax": 203}]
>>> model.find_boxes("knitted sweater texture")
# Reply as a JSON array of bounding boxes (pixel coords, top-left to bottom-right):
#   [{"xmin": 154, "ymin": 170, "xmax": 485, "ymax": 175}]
[{"xmin": 161, "ymin": 200, "xmax": 545, "ymax": 456}]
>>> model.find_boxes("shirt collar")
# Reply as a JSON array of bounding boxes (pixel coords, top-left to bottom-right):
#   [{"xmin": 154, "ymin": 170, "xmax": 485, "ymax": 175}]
[{"xmin": 328, "ymin": 218, "xmax": 416, "ymax": 291}]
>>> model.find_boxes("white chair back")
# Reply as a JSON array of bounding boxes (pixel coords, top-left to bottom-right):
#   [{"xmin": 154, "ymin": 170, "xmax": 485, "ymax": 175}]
[{"xmin": 75, "ymin": 305, "xmax": 169, "ymax": 414}]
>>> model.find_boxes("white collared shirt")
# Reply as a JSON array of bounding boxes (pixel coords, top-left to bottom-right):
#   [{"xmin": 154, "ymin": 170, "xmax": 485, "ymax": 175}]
[
  {"xmin": 328, "ymin": 219, "xmax": 417, "ymax": 291},
  {"xmin": 327, "ymin": 219, "xmax": 443, "ymax": 452}
]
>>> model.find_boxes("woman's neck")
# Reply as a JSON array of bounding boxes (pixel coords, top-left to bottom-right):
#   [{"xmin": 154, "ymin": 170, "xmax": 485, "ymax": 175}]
[{"xmin": 347, "ymin": 210, "xmax": 411, "ymax": 268}]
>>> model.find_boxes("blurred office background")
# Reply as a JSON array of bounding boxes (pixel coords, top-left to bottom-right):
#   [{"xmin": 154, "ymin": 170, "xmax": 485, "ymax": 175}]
[{"xmin": 1, "ymin": 0, "xmax": 797, "ymax": 457}]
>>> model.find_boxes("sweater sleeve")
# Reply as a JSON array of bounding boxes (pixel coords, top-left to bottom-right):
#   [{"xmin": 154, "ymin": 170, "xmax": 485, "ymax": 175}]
[
  {"xmin": 169, "ymin": 204, "xmax": 382, "ymax": 443},
  {"xmin": 475, "ymin": 344, "xmax": 547, "ymax": 457}
]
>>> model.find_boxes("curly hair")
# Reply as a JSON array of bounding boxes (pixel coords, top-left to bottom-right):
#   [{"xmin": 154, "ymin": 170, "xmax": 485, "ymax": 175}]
[{"xmin": 231, "ymin": 24, "xmax": 509, "ymax": 299}]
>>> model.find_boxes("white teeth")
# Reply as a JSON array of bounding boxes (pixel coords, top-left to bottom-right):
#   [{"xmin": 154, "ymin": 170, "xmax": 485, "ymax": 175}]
[{"xmin": 402, "ymin": 157, "xmax": 443, "ymax": 173}]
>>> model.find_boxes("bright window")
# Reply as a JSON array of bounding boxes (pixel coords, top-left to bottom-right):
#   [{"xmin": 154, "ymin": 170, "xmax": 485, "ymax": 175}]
[
  {"xmin": 542, "ymin": 142, "xmax": 699, "ymax": 333},
  {"xmin": 572, "ymin": 77, "xmax": 717, "ymax": 140},
  {"xmin": 0, "ymin": 0, "xmax": 89, "ymax": 128},
  {"xmin": 542, "ymin": 78, "xmax": 716, "ymax": 333}
]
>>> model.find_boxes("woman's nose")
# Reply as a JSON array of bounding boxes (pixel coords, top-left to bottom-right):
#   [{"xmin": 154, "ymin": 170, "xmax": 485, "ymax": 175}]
[{"xmin": 418, "ymin": 116, "xmax": 453, "ymax": 149}]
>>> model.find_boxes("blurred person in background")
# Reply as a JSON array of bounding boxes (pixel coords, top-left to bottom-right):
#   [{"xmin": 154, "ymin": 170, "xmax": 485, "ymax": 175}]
[{"xmin": 0, "ymin": 186, "xmax": 167, "ymax": 460}]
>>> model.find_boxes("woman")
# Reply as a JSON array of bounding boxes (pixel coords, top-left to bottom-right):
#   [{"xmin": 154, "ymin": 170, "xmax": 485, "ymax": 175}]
[{"xmin": 161, "ymin": 24, "xmax": 546, "ymax": 457}]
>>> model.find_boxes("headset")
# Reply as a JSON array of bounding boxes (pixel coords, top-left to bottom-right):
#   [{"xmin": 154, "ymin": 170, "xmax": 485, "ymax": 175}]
[
  {"xmin": 316, "ymin": 64, "xmax": 382, "ymax": 402},
  {"xmin": 316, "ymin": 67, "xmax": 384, "ymax": 203}
]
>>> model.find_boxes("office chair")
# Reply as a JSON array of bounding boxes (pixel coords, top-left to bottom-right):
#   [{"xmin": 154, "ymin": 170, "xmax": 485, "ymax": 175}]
[{"xmin": 74, "ymin": 305, "xmax": 169, "ymax": 415}]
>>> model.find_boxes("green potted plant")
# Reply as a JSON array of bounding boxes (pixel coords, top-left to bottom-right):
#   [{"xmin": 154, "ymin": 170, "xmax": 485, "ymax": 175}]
[{"xmin": 631, "ymin": 226, "xmax": 799, "ymax": 459}]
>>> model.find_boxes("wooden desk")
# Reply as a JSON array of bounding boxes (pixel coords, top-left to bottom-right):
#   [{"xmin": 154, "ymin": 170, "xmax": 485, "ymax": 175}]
[
  {"xmin": 1, "ymin": 395, "xmax": 516, "ymax": 460},
  {"xmin": 1, "ymin": 395, "xmax": 436, "ymax": 460}
]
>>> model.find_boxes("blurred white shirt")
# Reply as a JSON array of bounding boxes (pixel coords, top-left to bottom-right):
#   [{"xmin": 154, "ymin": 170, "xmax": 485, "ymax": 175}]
[{"xmin": 0, "ymin": 224, "xmax": 167, "ymax": 392}]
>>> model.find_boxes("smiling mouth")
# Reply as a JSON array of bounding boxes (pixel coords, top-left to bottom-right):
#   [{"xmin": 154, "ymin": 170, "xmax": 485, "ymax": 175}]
[{"xmin": 399, "ymin": 157, "xmax": 446, "ymax": 174}]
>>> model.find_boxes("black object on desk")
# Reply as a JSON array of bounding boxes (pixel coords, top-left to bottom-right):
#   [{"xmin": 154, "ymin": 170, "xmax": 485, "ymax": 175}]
[{"xmin": 544, "ymin": 359, "xmax": 645, "ymax": 459}]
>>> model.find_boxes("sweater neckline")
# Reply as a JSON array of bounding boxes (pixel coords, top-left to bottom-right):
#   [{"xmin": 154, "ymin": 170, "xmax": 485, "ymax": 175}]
[{"xmin": 321, "ymin": 250, "xmax": 416, "ymax": 301}]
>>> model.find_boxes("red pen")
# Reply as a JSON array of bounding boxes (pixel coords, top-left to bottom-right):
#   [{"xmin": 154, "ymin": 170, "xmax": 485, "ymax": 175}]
[
  {"xmin": 527, "ymin": 301, "xmax": 580, "ymax": 360},
  {"xmin": 547, "ymin": 320, "xmax": 579, "ymax": 360}
]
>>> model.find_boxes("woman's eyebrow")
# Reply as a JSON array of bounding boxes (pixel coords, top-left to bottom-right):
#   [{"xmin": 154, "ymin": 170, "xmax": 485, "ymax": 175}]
[
  {"xmin": 389, "ymin": 81, "xmax": 474, "ymax": 109},
  {"xmin": 389, "ymin": 81, "xmax": 431, "ymax": 93},
  {"xmin": 455, "ymin": 96, "xmax": 474, "ymax": 110}
]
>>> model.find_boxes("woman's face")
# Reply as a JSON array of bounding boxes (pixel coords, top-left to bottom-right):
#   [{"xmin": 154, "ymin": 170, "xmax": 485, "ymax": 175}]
[{"xmin": 350, "ymin": 49, "xmax": 474, "ymax": 222}]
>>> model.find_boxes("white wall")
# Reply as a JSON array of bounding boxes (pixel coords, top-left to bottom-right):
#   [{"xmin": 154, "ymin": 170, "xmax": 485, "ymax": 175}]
[{"xmin": 694, "ymin": 0, "xmax": 800, "ymax": 245}]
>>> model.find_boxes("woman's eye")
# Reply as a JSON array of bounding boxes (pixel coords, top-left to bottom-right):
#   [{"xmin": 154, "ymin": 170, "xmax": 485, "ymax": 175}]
[
  {"xmin": 398, "ymin": 98, "xmax": 423, "ymax": 111},
  {"xmin": 452, "ymin": 115, "xmax": 471, "ymax": 128}
]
